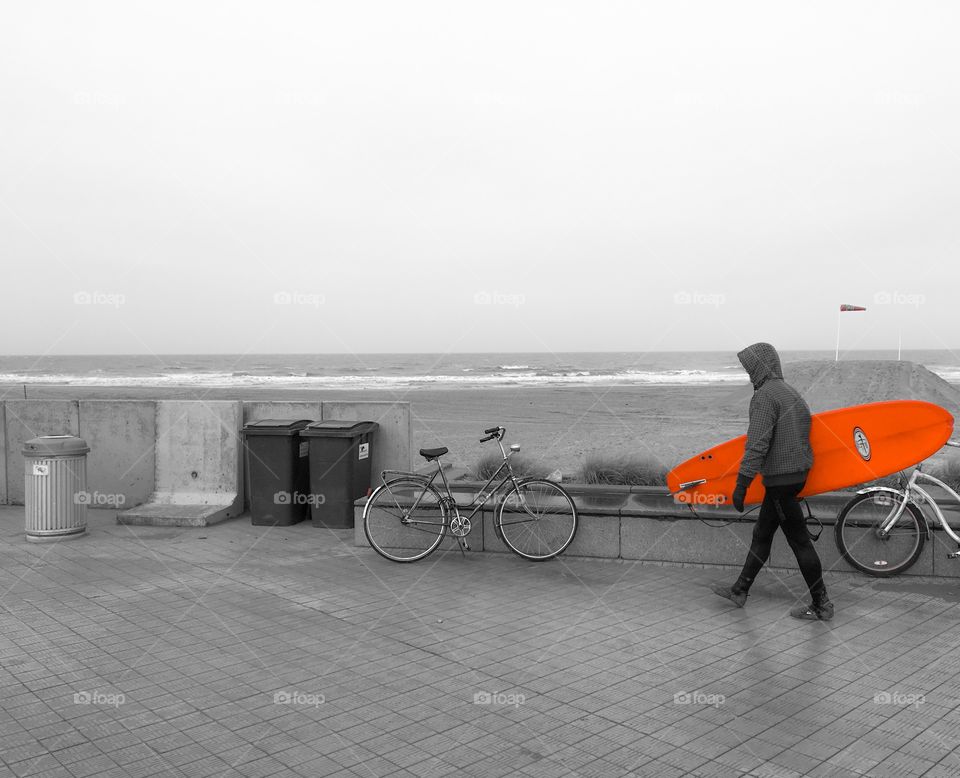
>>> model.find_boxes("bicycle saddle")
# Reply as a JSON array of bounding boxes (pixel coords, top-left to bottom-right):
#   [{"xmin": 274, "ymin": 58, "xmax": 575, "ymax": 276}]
[{"xmin": 419, "ymin": 447, "xmax": 448, "ymax": 460}]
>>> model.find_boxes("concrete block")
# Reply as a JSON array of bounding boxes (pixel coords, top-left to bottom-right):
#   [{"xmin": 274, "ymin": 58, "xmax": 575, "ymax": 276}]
[
  {"xmin": 621, "ymin": 514, "xmax": 756, "ymax": 565},
  {"xmin": 919, "ymin": 527, "xmax": 955, "ymax": 578},
  {"xmin": 5, "ymin": 401, "xmax": 80, "ymax": 505},
  {"xmin": 565, "ymin": 514, "xmax": 620, "ymax": 559},
  {"xmin": 118, "ymin": 401, "xmax": 242, "ymax": 527},
  {"xmin": 321, "ymin": 401, "xmax": 411, "ymax": 476},
  {"xmin": 79, "ymin": 400, "xmax": 156, "ymax": 509},
  {"xmin": 242, "ymin": 401, "xmax": 322, "ymax": 426}
]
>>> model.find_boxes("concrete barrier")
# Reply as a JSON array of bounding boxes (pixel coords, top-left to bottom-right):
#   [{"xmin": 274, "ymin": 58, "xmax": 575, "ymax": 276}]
[
  {"xmin": 353, "ymin": 483, "xmax": 960, "ymax": 578},
  {"xmin": 118, "ymin": 401, "xmax": 243, "ymax": 527},
  {"xmin": 4, "ymin": 401, "xmax": 80, "ymax": 505},
  {"xmin": 0, "ymin": 400, "xmax": 411, "ymax": 525},
  {"xmin": 79, "ymin": 400, "xmax": 156, "ymax": 509},
  {"xmin": 242, "ymin": 401, "xmax": 322, "ymax": 426}
]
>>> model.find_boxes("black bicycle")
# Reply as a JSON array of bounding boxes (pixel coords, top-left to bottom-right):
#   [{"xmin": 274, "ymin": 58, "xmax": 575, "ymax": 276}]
[{"xmin": 363, "ymin": 426, "xmax": 578, "ymax": 563}]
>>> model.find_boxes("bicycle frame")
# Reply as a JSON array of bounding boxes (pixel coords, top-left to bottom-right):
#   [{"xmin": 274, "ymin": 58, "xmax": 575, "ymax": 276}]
[
  {"xmin": 858, "ymin": 468, "xmax": 960, "ymax": 545},
  {"xmin": 379, "ymin": 436, "xmax": 524, "ymax": 529}
]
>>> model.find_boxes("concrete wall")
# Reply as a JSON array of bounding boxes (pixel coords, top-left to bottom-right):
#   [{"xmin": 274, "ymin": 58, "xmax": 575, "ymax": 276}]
[
  {"xmin": 79, "ymin": 401, "xmax": 156, "ymax": 508},
  {"xmin": 354, "ymin": 483, "xmax": 960, "ymax": 579},
  {"xmin": 151, "ymin": 401, "xmax": 242, "ymax": 506},
  {"xmin": 0, "ymin": 399, "xmax": 411, "ymax": 509},
  {"xmin": 5, "ymin": 401, "xmax": 80, "ymax": 504}
]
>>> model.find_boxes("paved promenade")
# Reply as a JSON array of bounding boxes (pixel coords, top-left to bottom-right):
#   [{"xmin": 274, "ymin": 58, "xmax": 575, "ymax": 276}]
[{"xmin": 1, "ymin": 507, "xmax": 959, "ymax": 777}]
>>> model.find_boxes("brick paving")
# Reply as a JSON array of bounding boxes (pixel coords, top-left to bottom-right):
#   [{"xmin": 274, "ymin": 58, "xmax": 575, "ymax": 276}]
[{"xmin": 1, "ymin": 506, "xmax": 960, "ymax": 777}]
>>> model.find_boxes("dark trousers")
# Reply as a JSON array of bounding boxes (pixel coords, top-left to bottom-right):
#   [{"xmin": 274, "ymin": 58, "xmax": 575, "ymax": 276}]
[{"xmin": 738, "ymin": 482, "xmax": 826, "ymax": 598}]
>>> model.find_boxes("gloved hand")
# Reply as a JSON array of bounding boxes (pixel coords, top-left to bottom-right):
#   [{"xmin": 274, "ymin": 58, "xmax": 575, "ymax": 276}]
[{"xmin": 732, "ymin": 473, "xmax": 752, "ymax": 512}]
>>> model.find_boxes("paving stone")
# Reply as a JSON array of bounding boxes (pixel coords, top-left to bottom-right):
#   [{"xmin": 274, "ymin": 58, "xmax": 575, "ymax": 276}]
[{"xmin": 3, "ymin": 507, "xmax": 960, "ymax": 776}]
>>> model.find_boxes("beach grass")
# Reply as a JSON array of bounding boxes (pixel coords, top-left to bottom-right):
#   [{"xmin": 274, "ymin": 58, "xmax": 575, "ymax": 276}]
[
  {"xmin": 471, "ymin": 452, "xmax": 550, "ymax": 480},
  {"xmin": 930, "ymin": 458, "xmax": 960, "ymax": 491},
  {"xmin": 578, "ymin": 454, "xmax": 668, "ymax": 486}
]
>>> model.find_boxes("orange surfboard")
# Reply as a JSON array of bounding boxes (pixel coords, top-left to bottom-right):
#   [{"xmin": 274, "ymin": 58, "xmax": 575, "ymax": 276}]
[{"xmin": 668, "ymin": 400, "xmax": 954, "ymax": 506}]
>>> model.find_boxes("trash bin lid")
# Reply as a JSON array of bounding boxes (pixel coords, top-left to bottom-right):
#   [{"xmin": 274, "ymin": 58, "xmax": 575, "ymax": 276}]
[
  {"xmin": 301, "ymin": 420, "xmax": 379, "ymax": 438},
  {"xmin": 22, "ymin": 435, "xmax": 90, "ymax": 456},
  {"xmin": 242, "ymin": 419, "xmax": 314, "ymax": 436}
]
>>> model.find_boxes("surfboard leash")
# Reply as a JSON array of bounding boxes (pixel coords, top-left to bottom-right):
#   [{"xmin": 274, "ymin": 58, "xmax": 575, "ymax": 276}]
[
  {"xmin": 685, "ymin": 499, "xmax": 824, "ymax": 541},
  {"xmin": 684, "ymin": 503, "xmax": 760, "ymax": 528}
]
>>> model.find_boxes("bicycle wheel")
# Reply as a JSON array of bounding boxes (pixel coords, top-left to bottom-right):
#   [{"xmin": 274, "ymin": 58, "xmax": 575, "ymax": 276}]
[
  {"xmin": 835, "ymin": 491, "xmax": 926, "ymax": 577},
  {"xmin": 364, "ymin": 478, "xmax": 447, "ymax": 563},
  {"xmin": 497, "ymin": 479, "xmax": 578, "ymax": 561}
]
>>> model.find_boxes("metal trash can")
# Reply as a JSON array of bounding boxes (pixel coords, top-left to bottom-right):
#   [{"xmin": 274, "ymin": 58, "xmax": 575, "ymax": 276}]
[
  {"xmin": 23, "ymin": 435, "xmax": 90, "ymax": 542},
  {"xmin": 242, "ymin": 419, "xmax": 313, "ymax": 526},
  {"xmin": 301, "ymin": 420, "xmax": 379, "ymax": 528}
]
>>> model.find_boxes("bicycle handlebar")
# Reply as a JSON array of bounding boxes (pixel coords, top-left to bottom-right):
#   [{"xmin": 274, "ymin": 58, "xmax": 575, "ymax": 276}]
[
  {"xmin": 484, "ymin": 426, "xmax": 501, "ymax": 435},
  {"xmin": 480, "ymin": 426, "xmax": 505, "ymax": 442}
]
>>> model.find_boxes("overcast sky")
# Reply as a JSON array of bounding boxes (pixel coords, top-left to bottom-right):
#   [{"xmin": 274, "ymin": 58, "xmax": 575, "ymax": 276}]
[{"xmin": 1, "ymin": 1, "xmax": 958, "ymax": 355}]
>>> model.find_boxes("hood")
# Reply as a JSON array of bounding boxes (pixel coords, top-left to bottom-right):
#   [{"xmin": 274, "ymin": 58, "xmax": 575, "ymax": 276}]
[{"xmin": 738, "ymin": 342, "xmax": 783, "ymax": 389}]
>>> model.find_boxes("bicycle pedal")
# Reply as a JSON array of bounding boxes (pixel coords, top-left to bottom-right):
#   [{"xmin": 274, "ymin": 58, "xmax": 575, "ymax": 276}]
[{"xmin": 948, "ymin": 551, "xmax": 960, "ymax": 559}]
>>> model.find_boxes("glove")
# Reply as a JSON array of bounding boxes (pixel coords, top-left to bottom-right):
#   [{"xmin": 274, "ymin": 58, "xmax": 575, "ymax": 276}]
[{"xmin": 732, "ymin": 473, "xmax": 752, "ymax": 513}]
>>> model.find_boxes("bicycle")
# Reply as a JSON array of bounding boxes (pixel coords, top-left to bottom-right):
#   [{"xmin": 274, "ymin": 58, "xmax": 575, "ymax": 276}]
[
  {"xmin": 835, "ymin": 439, "xmax": 960, "ymax": 577},
  {"xmin": 363, "ymin": 426, "xmax": 578, "ymax": 563}
]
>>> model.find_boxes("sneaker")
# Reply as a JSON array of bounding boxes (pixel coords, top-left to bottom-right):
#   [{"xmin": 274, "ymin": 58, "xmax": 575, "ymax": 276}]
[
  {"xmin": 711, "ymin": 583, "xmax": 747, "ymax": 608},
  {"xmin": 789, "ymin": 599, "xmax": 834, "ymax": 621}
]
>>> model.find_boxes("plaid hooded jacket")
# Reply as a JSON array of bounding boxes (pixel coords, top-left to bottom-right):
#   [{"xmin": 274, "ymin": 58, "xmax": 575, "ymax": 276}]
[{"xmin": 737, "ymin": 343, "xmax": 814, "ymax": 486}]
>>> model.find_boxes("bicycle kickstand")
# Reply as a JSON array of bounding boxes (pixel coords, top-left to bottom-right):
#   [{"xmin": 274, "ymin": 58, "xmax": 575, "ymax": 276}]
[{"xmin": 457, "ymin": 537, "xmax": 470, "ymax": 556}]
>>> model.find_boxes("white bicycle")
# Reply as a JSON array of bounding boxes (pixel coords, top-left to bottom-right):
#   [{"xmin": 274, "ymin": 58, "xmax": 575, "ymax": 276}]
[{"xmin": 835, "ymin": 440, "xmax": 960, "ymax": 576}]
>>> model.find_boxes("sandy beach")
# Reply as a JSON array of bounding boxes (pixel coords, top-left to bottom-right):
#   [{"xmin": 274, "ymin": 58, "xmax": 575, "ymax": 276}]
[{"xmin": 0, "ymin": 381, "xmax": 748, "ymax": 478}]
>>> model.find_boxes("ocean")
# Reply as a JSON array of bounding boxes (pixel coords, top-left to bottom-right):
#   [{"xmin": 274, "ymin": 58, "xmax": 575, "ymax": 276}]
[{"xmin": 0, "ymin": 350, "xmax": 957, "ymax": 389}]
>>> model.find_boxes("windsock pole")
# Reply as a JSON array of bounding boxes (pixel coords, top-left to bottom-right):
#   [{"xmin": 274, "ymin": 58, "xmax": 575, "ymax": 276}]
[{"xmin": 837, "ymin": 304, "xmax": 867, "ymax": 361}]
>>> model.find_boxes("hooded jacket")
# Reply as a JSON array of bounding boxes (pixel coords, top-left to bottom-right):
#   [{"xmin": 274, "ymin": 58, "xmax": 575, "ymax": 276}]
[{"xmin": 737, "ymin": 342, "xmax": 813, "ymax": 486}]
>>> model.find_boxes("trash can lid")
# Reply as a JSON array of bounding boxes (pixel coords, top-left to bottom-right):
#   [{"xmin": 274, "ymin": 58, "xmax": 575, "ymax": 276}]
[
  {"xmin": 22, "ymin": 435, "xmax": 90, "ymax": 456},
  {"xmin": 242, "ymin": 419, "xmax": 314, "ymax": 436},
  {"xmin": 301, "ymin": 420, "xmax": 379, "ymax": 438}
]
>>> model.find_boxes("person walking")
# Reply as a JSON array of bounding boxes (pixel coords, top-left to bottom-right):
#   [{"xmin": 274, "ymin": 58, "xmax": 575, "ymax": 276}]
[{"xmin": 712, "ymin": 342, "xmax": 834, "ymax": 620}]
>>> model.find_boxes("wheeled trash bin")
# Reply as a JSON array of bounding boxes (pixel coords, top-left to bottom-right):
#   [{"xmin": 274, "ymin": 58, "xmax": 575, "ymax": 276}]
[
  {"xmin": 23, "ymin": 435, "xmax": 90, "ymax": 542},
  {"xmin": 301, "ymin": 420, "xmax": 379, "ymax": 528},
  {"xmin": 242, "ymin": 419, "xmax": 313, "ymax": 526}
]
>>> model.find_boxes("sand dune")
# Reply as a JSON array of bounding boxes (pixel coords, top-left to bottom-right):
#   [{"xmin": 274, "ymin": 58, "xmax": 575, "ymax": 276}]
[{"xmin": 723, "ymin": 360, "xmax": 960, "ymax": 416}]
